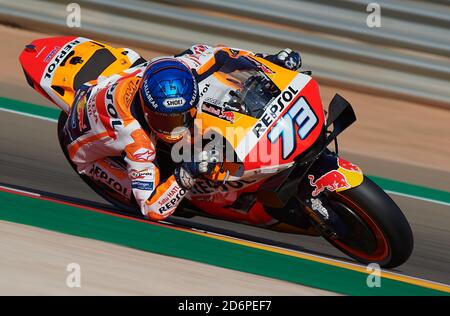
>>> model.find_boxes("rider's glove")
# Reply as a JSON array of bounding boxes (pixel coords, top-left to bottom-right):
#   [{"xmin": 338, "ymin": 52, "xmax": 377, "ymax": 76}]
[
  {"xmin": 266, "ymin": 48, "xmax": 302, "ymax": 71},
  {"xmin": 175, "ymin": 151, "xmax": 218, "ymax": 189}
]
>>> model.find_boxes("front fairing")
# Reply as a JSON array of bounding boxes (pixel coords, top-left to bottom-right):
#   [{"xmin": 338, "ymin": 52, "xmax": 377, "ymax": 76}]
[{"xmin": 194, "ymin": 56, "xmax": 326, "ymax": 181}]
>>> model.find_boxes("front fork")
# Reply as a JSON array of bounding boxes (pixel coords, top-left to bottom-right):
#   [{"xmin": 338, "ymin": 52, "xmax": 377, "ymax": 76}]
[{"xmin": 296, "ymin": 196, "xmax": 339, "ymax": 239}]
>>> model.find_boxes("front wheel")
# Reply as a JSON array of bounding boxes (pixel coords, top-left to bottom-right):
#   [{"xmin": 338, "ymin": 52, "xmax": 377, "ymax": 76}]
[{"xmin": 324, "ymin": 176, "xmax": 413, "ymax": 268}]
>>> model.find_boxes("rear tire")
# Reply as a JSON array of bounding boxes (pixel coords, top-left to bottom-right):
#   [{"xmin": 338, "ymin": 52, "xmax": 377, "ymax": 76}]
[{"xmin": 325, "ymin": 176, "xmax": 413, "ymax": 268}]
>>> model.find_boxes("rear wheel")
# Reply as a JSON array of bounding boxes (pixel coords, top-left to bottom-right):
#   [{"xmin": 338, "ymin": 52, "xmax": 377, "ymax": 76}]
[{"xmin": 324, "ymin": 176, "xmax": 413, "ymax": 268}]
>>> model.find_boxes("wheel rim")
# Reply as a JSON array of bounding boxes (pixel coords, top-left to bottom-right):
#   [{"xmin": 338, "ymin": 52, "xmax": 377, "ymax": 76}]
[{"xmin": 328, "ymin": 192, "xmax": 390, "ymax": 262}]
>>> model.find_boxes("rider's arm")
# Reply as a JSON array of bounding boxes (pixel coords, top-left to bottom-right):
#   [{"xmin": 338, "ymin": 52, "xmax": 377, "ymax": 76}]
[
  {"xmin": 122, "ymin": 128, "xmax": 214, "ymax": 221},
  {"xmin": 255, "ymin": 48, "xmax": 302, "ymax": 71},
  {"xmin": 122, "ymin": 129, "xmax": 190, "ymax": 221},
  {"xmin": 176, "ymin": 44, "xmax": 302, "ymax": 75}
]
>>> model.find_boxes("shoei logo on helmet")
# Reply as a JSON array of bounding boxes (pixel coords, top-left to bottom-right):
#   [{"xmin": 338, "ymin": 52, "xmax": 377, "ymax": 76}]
[{"xmin": 163, "ymin": 97, "xmax": 186, "ymax": 108}]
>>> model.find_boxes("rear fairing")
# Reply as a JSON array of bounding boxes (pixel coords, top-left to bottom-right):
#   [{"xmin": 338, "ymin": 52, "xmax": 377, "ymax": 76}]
[{"xmin": 19, "ymin": 36, "xmax": 143, "ymax": 112}]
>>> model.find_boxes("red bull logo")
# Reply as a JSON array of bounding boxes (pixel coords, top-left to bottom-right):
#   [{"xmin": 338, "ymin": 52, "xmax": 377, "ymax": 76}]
[
  {"xmin": 338, "ymin": 157, "xmax": 362, "ymax": 173},
  {"xmin": 308, "ymin": 170, "xmax": 351, "ymax": 196},
  {"xmin": 221, "ymin": 111, "xmax": 235, "ymax": 123}
]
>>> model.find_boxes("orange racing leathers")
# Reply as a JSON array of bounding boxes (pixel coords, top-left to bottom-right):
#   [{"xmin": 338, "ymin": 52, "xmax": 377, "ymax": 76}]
[{"xmin": 63, "ymin": 44, "xmax": 272, "ymax": 221}]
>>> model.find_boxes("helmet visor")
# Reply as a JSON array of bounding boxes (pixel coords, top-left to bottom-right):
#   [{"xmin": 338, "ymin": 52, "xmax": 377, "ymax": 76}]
[{"xmin": 145, "ymin": 110, "xmax": 194, "ymax": 138}]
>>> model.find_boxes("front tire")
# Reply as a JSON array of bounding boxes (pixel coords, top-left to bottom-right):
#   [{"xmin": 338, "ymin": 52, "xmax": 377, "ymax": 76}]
[{"xmin": 324, "ymin": 176, "xmax": 414, "ymax": 268}]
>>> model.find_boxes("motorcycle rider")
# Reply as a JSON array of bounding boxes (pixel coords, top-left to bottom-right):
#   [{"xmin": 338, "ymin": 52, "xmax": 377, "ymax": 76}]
[{"xmin": 62, "ymin": 44, "xmax": 301, "ymax": 221}]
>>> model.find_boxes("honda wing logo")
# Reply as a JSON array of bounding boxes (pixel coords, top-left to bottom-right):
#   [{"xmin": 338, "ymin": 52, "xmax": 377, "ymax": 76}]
[{"xmin": 268, "ymin": 97, "xmax": 317, "ymax": 159}]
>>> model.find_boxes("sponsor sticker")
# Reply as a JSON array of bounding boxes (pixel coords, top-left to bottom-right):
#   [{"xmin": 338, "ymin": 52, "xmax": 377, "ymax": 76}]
[
  {"xmin": 184, "ymin": 54, "xmax": 201, "ymax": 67},
  {"xmin": 193, "ymin": 44, "xmax": 209, "ymax": 55},
  {"xmin": 124, "ymin": 79, "xmax": 139, "ymax": 105},
  {"xmin": 252, "ymin": 85, "xmax": 299, "ymax": 138},
  {"xmin": 163, "ymin": 97, "xmax": 186, "ymax": 108},
  {"xmin": 221, "ymin": 111, "xmax": 235, "ymax": 123},
  {"xmin": 87, "ymin": 94, "xmax": 99, "ymax": 124},
  {"xmin": 132, "ymin": 148, "xmax": 155, "ymax": 162},
  {"xmin": 191, "ymin": 179, "xmax": 256, "ymax": 195},
  {"xmin": 68, "ymin": 89, "xmax": 91, "ymax": 137},
  {"xmin": 44, "ymin": 39, "xmax": 81, "ymax": 79},
  {"xmin": 308, "ymin": 170, "xmax": 351, "ymax": 197},
  {"xmin": 202, "ymin": 101, "xmax": 235, "ymax": 123},
  {"xmin": 337, "ymin": 157, "xmax": 362, "ymax": 173},
  {"xmin": 88, "ymin": 165, "xmax": 129, "ymax": 196},
  {"xmin": 44, "ymin": 46, "xmax": 60, "ymax": 63},
  {"xmin": 131, "ymin": 181, "xmax": 154, "ymax": 191},
  {"xmin": 130, "ymin": 168, "xmax": 155, "ymax": 180},
  {"xmin": 157, "ymin": 184, "xmax": 186, "ymax": 214},
  {"xmin": 143, "ymin": 80, "xmax": 157, "ymax": 108},
  {"xmin": 246, "ymin": 56, "xmax": 275, "ymax": 75},
  {"xmin": 204, "ymin": 97, "xmax": 220, "ymax": 105},
  {"xmin": 199, "ymin": 83, "xmax": 210, "ymax": 98},
  {"xmin": 76, "ymin": 96, "xmax": 88, "ymax": 131}
]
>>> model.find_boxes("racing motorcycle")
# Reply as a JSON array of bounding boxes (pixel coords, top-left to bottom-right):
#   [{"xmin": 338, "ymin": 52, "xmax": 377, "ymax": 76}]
[{"xmin": 19, "ymin": 36, "xmax": 413, "ymax": 268}]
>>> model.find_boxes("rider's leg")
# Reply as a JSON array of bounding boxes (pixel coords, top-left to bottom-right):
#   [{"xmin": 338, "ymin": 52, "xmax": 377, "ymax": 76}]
[{"xmin": 77, "ymin": 158, "xmax": 132, "ymax": 200}]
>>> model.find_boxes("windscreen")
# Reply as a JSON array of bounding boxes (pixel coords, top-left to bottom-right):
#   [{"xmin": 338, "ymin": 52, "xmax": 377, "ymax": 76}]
[{"xmin": 215, "ymin": 57, "xmax": 281, "ymax": 119}]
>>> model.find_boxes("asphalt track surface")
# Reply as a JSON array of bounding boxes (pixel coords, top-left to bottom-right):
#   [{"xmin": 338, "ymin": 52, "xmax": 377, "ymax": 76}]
[{"xmin": 1, "ymin": 109, "xmax": 449, "ymax": 285}]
